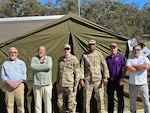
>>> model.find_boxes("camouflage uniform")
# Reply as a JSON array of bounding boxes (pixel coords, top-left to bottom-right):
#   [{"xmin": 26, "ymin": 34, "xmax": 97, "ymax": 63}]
[
  {"xmin": 57, "ymin": 54, "xmax": 80, "ymax": 113},
  {"xmin": 80, "ymin": 50, "xmax": 109, "ymax": 113}
]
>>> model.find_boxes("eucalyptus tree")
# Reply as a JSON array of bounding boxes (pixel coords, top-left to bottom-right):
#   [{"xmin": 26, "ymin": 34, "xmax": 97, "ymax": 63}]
[
  {"xmin": 44, "ymin": 0, "xmax": 56, "ymax": 15},
  {"xmin": 19, "ymin": 0, "xmax": 46, "ymax": 16},
  {"xmin": 55, "ymin": 0, "xmax": 78, "ymax": 15},
  {"xmin": 142, "ymin": 3, "xmax": 150, "ymax": 35},
  {"xmin": 0, "ymin": 0, "xmax": 24, "ymax": 17},
  {"xmin": 0, "ymin": 0, "xmax": 46, "ymax": 17}
]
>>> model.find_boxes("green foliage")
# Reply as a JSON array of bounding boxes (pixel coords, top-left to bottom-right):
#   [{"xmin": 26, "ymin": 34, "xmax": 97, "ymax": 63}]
[{"xmin": 0, "ymin": 0, "xmax": 149, "ymax": 39}]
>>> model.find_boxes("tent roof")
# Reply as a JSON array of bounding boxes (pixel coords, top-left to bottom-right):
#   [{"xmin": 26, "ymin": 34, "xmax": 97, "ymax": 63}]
[
  {"xmin": 0, "ymin": 15, "xmax": 64, "ymax": 43},
  {"xmin": 0, "ymin": 13, "xmax": 128, "ymax": 47}
]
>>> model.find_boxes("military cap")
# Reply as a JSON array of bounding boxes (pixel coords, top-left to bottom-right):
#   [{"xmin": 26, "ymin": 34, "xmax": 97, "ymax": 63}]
[
  {"xmin": 64, "ymin": 44, "xmax": 71, "ymax": 49},
  {"xmin": 88, "ymin": 40, "xmax": 96, "ymax": 44}
]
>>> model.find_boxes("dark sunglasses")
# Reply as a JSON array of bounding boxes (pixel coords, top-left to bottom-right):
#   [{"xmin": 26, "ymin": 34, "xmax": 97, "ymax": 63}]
[
  {"xmin": 110, "ymin": 46, "xmax": 117, "ymax": 48},
  {"xmin": 64, "ymin": 48, "xmax": 70, "ymax": 50},
  {"xmin": 89, "ymin": 44, "xmax": 95, "ymax": 45},
  {"xmin": 133, "ymin": 49, "xmax": 141, "ymax": 53}
]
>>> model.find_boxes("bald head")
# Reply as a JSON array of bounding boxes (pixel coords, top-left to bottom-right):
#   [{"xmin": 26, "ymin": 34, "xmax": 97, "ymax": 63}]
[
  {"xmin": 9, "ymin": 47, "xmax": 18, "ymax": 53},
  {"xmin": 38, "ymin": 46, "xmax": 46, "ymax": 58}
]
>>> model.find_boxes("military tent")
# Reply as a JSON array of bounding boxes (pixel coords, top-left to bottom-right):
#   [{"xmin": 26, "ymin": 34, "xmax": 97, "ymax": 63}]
[{"xmin": 0, "ymin": 13, "xmax": 145, "ymax": 113}]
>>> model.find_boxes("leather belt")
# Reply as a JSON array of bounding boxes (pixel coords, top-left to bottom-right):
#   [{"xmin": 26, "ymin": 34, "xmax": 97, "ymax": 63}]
[{"xmin": 110, "ymin": 77, "xmax": 119, "ymax": 81}]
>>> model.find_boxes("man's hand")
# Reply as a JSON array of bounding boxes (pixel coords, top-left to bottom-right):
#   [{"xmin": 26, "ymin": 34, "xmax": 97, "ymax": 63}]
[
  {"xmin": 73, "ymin": 86, "xmax": 78, "ymax": 92},
  {"xmin": 80, "ymin": 79, "xmax": 85, "ymax": 87},
  {"xmin": 103, "ymin": 78, "xmax": 108, "ymax": 85},
  {"xmin": 6, "ymin": 80, "xmax": 19, "ymax": 89},
  {"xmin": 119, "ymin": 78, "xmax": 124, "ymax": 86},
  {"xmin": 134, "ymin": 63, "xmax": 149, "ymax": 71},
  {"xmin": 125, "ymin": 66, "xmax": 137, "ymax": 72}
]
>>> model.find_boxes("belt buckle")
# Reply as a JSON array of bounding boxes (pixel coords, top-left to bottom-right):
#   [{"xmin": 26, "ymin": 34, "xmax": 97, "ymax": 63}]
[{"xmin": 110, "ymin": 77, "xmax": 114, "ymax": 81}]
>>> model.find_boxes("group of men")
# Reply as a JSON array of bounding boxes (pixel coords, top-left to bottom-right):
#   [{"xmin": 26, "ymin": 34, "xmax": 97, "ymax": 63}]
[
  {"xmin": 1, "ymin": 39, "xmax": 150, "ymax": 113},
  {"xmin": 1, "ymin": 46, "xmax": 53, "ymax": 113}
]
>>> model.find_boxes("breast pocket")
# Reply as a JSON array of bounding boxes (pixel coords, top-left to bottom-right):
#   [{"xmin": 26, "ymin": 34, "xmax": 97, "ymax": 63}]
[{"xmin": 65, "ymin": 61, "xmax": 74, "ymax": 70}]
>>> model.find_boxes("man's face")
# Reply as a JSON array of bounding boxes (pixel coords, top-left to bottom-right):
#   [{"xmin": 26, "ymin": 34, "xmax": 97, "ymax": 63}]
[
  {"xmin": 110, "ymin": 46, "xmax": 118, "ymax": 55},
  {"xmin": 89, "ymin": 43, "xmax": 96, "ymax": 51},
  {"xmin": 38, "ymin": 46, "xmax": 46, "ymax": 58},
  {"xmin": 133, "ymin": 46, "xmax": 141, "ymax": 57},
  {"xmin": 64, "ymin": 48, "xmax": 71, "ymax": 55},
  {"xmin": 9, "ymin": 48, "xmax": 18, "ymax": 61}
]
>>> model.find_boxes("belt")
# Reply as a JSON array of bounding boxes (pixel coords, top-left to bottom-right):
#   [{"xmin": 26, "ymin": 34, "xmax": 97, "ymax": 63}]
[{"xmin": 109, "ymin": 77, "xmax": 119, "ymax": 81}]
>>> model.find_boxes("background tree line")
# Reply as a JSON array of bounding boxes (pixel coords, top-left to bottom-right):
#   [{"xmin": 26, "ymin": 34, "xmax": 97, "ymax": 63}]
[{"xmin": 0, "ymin": 0, "xmax": 150, "ymax": 39}]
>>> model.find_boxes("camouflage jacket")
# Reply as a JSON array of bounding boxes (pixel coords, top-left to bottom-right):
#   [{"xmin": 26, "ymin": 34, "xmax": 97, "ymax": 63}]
[
  {"xmin": 80, "ymin": 50, "xmax": 109, "ymax": 82},
  {"xmin": 57, "ymin": 54, "xmax": 80, "ymax": 87}
]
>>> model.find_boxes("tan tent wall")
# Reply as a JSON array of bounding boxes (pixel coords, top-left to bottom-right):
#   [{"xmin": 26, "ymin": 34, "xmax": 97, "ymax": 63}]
[{"xmin": 0, "ymin": 14, "xmax": 146, "ymax": 113}]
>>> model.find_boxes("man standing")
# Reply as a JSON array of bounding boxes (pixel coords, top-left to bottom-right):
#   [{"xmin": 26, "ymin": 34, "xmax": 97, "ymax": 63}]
[
  {"xmin": 1, "ymin": 47, "xmax": 27, "ymax": 113},
  {"xmin": 106, "ymin": 43, "xmax": 126, "ymax": 113},
  {"xmin": 56, "ymin": 44, "xmax": 80, "ymax": 113},
  {"xmin": 125, "ymin": 44, "xmax": 150, "ymax": 113},
  {"xmin": 80, "ymin": 40, "xmax": 109, "ymax": 113},
  {"xmin": 30, "ymin": 46, "xmax": 53, "ymax": 113}
]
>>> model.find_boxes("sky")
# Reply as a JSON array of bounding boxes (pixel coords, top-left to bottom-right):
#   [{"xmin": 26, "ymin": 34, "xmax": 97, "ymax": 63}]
[{"xmin": 38, "ymin": 0, "xmax": 150, "ymax": 8}]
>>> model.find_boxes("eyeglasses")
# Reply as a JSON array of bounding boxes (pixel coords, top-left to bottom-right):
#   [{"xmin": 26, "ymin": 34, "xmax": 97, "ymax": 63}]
[
  {"xmin": 9, "ymin": 52, "xmax": 18, "ymax": 54},
  {"xmin": 64, "ymin": 48, "xmax": 70, "ymax": 50},
  {"xmin": 133, "ymin": 49, "xmax": 141, "ymax": 53}
]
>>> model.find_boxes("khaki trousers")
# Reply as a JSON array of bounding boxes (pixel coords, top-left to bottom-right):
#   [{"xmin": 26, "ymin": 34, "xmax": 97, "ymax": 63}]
[
  {"xmin": 33, "ymin": 84, "xmax": 52, "ymax": 113},
  {"xmin": 5, "ymin": 83, "xmax": 25, "ymax": 113}
]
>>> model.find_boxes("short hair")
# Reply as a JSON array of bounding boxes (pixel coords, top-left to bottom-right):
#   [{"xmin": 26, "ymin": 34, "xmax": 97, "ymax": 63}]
[{"xmin": 133, "ymin": 44, "xmax": 141, "ymax": 50}]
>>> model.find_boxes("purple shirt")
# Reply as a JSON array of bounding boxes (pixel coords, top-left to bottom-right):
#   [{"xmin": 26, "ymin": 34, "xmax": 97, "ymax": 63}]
[{"xmin": 106, "ymin": 53, "xmax": 126, "ymax": 78}]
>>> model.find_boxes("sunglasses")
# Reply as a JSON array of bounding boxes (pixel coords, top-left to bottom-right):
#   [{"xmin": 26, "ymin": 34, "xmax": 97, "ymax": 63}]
[
  {"xmin": 133, "ymin": 49, "xmax": 141, "ymax": 53},
  {"xmin": 89, "ymin": 44, "xmax": 95, "ymax": 45},
  {"xmin": 64, "ymin": 48, "xmax": 70, "ymax": 50},
  {"xmin": 110, "ymin": 46, "xmax": 117, "ymax": 48}
]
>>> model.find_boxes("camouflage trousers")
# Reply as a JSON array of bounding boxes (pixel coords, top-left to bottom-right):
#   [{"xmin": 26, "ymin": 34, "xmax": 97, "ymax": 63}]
[
  {"xmin": 83, "ymin": 80, "xmax": 106, "ymax": 113},
  {"xmin": 57, "ymin": 85, "xmax": 77, "ymax": 113}
]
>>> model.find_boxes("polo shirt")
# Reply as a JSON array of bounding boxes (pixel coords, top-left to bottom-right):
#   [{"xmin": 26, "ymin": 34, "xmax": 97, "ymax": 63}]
[
  {"xmin": 126, "ymin": 55, "xmax": 149, "ymax": 85},
  {"xmin": 106, "ymin": 53, "xmax": 126, "ymax": 78}
]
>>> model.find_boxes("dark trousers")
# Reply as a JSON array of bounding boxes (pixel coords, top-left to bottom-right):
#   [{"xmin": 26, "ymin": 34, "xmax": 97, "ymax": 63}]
[{"xmin": 107, "ymin": 79, "xmax": 124, "ymax": 113}]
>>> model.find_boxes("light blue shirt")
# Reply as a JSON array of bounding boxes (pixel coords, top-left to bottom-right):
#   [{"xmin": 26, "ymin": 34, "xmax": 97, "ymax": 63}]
[
  {"xmin": 1, "ymin": 58, "xmax": 27, "ymax": 82},
  {"xmin": 126, "ymin": 55, "xmax": 149, "ymax": 85}
]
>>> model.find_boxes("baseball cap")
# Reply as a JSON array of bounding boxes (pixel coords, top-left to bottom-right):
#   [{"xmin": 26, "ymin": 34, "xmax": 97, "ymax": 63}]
[
  {"xmin": 88, "ymin": 40, "xmax": 96, "ymax": 44},
  {"xmin": 64, "ymin": 44, "xmax": 71, "ymax": 49},
  {"xmin": 110, "ymin": 43, "xmax": 117, "ymax": 47}
]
